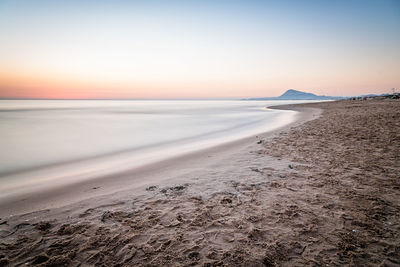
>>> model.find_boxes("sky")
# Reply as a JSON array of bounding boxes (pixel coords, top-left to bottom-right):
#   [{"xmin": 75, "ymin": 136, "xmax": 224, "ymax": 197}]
[{"xmin": 0, "ymin": 0, "xmax": 399, "ymax": 99}]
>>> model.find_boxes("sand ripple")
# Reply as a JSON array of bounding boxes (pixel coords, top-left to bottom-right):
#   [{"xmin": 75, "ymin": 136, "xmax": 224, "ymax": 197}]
[{"xmin": 1, "ymin": 99, "xmax": 399, "ymax": 266}]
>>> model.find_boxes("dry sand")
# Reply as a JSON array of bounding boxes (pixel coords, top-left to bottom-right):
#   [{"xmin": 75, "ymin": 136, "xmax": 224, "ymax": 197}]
[{"xmin": 0, "ymin": 99, "xmax": 399, "ymax": 266}]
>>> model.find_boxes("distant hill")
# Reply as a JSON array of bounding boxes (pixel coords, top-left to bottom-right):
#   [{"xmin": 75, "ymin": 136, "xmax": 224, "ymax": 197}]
[{"xmin": 245, "ymin": 89, "xmax": 343, "ymax": 100}]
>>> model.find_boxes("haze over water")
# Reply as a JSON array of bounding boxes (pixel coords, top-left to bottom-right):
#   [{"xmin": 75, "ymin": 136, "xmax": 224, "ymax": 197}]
[{"xmin": 0, "ymin": 99, "xmax": 316, "ymax": 195}]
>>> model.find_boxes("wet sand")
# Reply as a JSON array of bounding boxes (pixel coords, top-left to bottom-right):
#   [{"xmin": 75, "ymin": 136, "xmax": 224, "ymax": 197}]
[
  {"xmin": 0, "ymin": 105, "xmax": 319, "ymax": 217},
  {"xmin": 1, "ymin": 99, "xmax": 399, "ymax": 266}
]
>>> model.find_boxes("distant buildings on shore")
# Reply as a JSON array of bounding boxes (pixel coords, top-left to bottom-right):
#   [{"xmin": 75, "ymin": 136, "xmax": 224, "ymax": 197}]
[{"xmin": 244, "ymin": 89, "xmax": 399, "ymax": 101}]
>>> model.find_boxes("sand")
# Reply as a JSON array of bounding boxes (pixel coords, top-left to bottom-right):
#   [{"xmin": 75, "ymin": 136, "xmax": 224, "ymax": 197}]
[{"xmin": 0, "ymin": 99, "xmax": 399, "ymax": 266}]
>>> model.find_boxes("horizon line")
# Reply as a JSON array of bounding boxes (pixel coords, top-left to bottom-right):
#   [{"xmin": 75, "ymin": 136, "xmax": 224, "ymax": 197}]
[{"xmin": 0, "ymin": 93, "xmax": 388, "ymax": 100}]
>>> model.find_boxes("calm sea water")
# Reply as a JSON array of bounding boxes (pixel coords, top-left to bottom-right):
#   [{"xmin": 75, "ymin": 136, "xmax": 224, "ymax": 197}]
[{"xmin": 0, "ymin": 100, "xmax": 313, "ymax": 194}]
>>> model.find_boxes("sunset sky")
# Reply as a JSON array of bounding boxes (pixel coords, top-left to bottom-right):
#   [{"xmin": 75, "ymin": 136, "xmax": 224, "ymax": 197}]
[{"xmin": 0, "ymin": 0, "xmax": 399, "ymax": 99}]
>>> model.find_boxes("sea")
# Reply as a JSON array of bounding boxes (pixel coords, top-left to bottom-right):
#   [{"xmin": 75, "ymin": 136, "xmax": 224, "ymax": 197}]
[{"xmin": 0, "ymin": 99, "xmax": 315, "ymax": 195}]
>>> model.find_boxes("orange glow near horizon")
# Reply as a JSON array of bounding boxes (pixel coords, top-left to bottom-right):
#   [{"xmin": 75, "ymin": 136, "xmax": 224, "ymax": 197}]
[{"xmin": 1, "ymin": 66, "xmax": 399, "ymax": 99}]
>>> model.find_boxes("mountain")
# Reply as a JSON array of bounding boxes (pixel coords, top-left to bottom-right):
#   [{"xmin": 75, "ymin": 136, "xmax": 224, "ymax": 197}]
[
  {"xmin": 245, "ymin": 89, "xmax": 342, "ymax": 100},
  {"xmin": 278, "ymin": 89, "xmax": 325, "ymax": 100}
]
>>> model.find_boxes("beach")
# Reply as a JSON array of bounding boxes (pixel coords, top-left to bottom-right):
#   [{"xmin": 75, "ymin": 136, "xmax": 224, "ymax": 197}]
[
  {"xmin": 0, "ymin": 100, "xmax": 312, "ymax": 216},
  {"xmin": 0, "ymin": 99, "xmax": 399, "ymax": 266}
]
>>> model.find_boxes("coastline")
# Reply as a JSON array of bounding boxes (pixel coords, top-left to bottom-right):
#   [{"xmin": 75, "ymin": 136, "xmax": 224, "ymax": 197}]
[
  {"xmin": 1, "ymin": 99, "xmax": 398, "ymax": 266},
  {"xmin": 0, "ymin": 105, "xmax": 320, "ymax": 217}
]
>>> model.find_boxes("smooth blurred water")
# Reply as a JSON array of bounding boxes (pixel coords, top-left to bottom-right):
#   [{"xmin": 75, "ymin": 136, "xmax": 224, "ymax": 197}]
[{"xmin": 0, "ymin": 100, "xmax": 314, "ymax": 192}]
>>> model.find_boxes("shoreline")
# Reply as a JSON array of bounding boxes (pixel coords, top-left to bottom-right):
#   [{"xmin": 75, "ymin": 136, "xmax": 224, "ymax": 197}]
[
  {"xmin": 0, "ymin": 104, "xmax": 321, "ymax": 218},
  {"xmin": 2, "ymin": 99, "xmax": 398, "ymax": 266}
]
